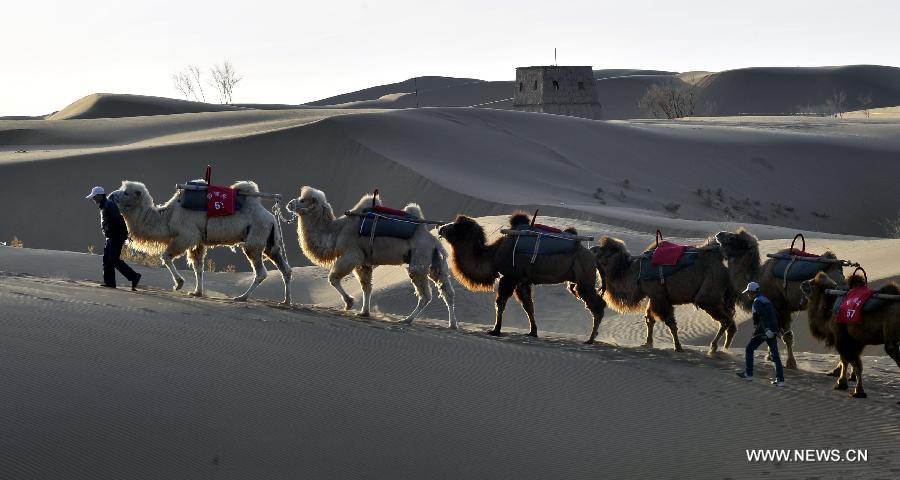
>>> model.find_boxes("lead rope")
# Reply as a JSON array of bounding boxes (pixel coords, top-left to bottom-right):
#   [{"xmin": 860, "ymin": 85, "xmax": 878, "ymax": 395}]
[{"xmin": 530, "ymin": 234, "xmax": 542, "ymax": 264}]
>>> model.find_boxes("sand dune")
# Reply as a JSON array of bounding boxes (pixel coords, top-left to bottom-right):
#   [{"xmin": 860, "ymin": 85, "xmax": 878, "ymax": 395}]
[
  {"xmin": 3, "ymin": 107, "xmax": 900, "ymax": 264},
  {"xmin": 49, "ymin": 93, "xmax": 246, "ymax": 120}
]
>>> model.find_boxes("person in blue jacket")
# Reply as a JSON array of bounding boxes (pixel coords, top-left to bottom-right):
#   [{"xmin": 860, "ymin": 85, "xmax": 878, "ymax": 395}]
[
  {"xmin": 86, "ymin": 186, "xmax": 141, "ymax": 290},
  {"xmin": 737, "ymin": 282, "xmax": 785, "ymax": 386}
]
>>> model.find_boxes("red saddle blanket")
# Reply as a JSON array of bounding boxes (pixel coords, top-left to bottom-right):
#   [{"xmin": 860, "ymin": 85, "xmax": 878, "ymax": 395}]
[
  {"xmin": 532, "ymin": 223, "xmax": 563, "ymax": 234},
  {"xmin": 207, "ymin": 185, "xmax": 236, "ymax": 217},
  {"xmin": 651, "ymin": 240, "xmax": 689, "ymax": 266},
  {"xmin": 836, "ymin": 286, "xmax": 877, "ymax": 324},
  {"xmin": 368, "ymin": 205, "xmax": 409, "ymax": 217}
]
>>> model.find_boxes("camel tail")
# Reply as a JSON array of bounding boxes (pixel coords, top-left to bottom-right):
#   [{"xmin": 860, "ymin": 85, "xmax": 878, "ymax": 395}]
[{"xmin": 431, "ymin": 241, "xmax": 451, "ymax": 280}]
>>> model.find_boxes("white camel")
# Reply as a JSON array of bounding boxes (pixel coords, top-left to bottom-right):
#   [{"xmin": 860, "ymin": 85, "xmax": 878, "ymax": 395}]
[
  {"xmin": 109, "ymin": 180, "xmax": 292, "ymax": 304},
  {"xmin": 287, "ymin": 187, "xmax": 457, "ymax": 328}
]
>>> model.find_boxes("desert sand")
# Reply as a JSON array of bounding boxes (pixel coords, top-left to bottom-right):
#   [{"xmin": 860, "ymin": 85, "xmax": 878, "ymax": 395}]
[{"xmin": 2, "ymin": 68, "xmax": 900, "ymax": 478}]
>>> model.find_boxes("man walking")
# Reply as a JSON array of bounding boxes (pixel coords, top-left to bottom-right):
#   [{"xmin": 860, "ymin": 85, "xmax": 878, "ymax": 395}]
[
  {"xmin": 736, "ymin": 282, "xmax": 785, "ymax": 386},
  {"xmin": 86, "ymin": 186, "xmax": 141, "ymax": 290}
]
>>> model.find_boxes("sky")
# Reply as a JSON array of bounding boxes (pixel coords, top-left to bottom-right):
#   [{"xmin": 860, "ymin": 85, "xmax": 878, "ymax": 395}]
[{"xmin": 2, "ymin": 0, "xmax": 899, "ymax": 116}]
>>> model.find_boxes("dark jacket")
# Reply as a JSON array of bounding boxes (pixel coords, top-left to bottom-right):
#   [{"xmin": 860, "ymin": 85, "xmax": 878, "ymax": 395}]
[
  {"xmin": 99, "ymin": 197, "xmax": 128, "ymax": 240},
  {"xmin": 751, "ymin": 295, "xmax": 780, "ymax": 336}
]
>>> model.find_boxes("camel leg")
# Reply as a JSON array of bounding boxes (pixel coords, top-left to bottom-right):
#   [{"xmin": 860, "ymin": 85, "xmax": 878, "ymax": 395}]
[
  {"xmin": 576, "ymin": 283, "xmax": 606, "ymax": 345},
  {"xmin": 651, "ymin": 301, "xmax": 682, "ymax": 352},
  {"xmin": 186, "ymin": 245, "xmax": 206, "ymax": 297},
  {"xmin": 328, "ymin": 255, "xmax": 359, "ymax": 310},
  {"xmin": 265, "ymin": 246, "xmax": 292, "ymax": 306},
  {"xmin": 642, "ymin": 305, "xmax": 655, "ymax": 348},
  {"xmin": 490, "ymin": 276, "xmax": 518, "ymax": 336},
  {"xmin": 696, "ymin": 295, "xmax": 735, "ymax": 355},
  {"xmin": 353, "ymin": 265, "xmax": 373, "ymax": 317},
  {"xmin": 402, "ymin": 268, "xmax": 433, "ymax": 325},
  {"xmin": 781, "ymin": 329, "xmax": 798, "ymax": 369},
  {"xmin": 234, "ymin": 246, "xmax": 267, "ymax": 302},
  {"xmin": 826, "ymin": 362, "xmax": 858, "ymax": 382},
  {"xmin": 724, "ymin": 321, "xmax": 737, "ymax": 349},
  {"xmin": 886, "ymin": 340, "xmax": 900, "ymax": 369},
  {"xmin": 834, "ymin": 356, "xmax": 850, "ymax": 391},
  {"xmin": 513, "ymin": 283, "xmax": 537, "ymax": 337},
  {"xmin": 161, "ymin": 247, "xmax": 186, "ymax": 291},
  {"xmin": 430, "ymin": 270, "xmax": 457, "ymax": 330},
  {"xmin": 850, "ymin": 357, "xmax": 866, "ymax": 398}
]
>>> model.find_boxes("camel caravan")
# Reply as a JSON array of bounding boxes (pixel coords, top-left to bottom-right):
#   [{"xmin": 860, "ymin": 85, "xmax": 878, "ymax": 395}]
[{"xmin": 102, "ymin": 168, "xmax": 899, "ymax": 398}]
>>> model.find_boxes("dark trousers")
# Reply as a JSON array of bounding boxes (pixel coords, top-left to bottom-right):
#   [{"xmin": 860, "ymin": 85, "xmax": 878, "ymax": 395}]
[
  {"xmin": 745, "ymin": 335, "xmax": 784, "ymax": 382},
  {"xmin": 103, "ymin": 237, "xmax": 138, "ymax": 287}
]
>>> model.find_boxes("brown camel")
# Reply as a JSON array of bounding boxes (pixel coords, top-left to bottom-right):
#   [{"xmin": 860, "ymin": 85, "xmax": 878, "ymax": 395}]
[
  {"xmin": 802, "ymin": 272, "xmax": 900, "ymax": 398},
  {"xmin": 590, "ymin": 237, "xmax": 736, "ymax": 354},
  {"xmin": 437, "ymin": 213, "xmax": 606, "ymax": 343},
  {"xmin": 715, "ymin": 229, "xmax": 845, "ymax": 369}
]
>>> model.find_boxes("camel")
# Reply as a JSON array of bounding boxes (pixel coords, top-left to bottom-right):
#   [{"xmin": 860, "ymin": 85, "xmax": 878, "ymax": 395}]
[
  {"xmin": 802, "ymin": 272, "xmax": 900, "ymax": 398},
  {"xmin": 108, "ymin": 180, "xmax": 292, "ymax": 304},
  {"xmin": 714, "ymin": 229, "xmax": 845, "ymax": 369},
  {"xmin": 437, "ymin": 213, "xmax": 606, "ymax": 343},
  {"xmin": 590, "ymin": 237, "xmax": 736, "ymax": 354},
  {"xmin": 286, "ymin": 187, "xmax": 457, "ymax": 328}
]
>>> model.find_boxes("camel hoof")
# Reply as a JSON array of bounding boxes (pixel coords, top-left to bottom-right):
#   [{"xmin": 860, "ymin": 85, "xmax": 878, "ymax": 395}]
[
  {"xmin": 785, "ymin": 359, "xmax": 798, "ymax": 369},
  {"xmin": 825, "ymin": 369, "xmax": 840, "ymax": 377},
  {"xmin": 174, "ymin": 279, "xmax": 185, "ymax": 291},
  {"xmin": 449, "ymin": 323, "xmax": 459, "ymax": 330},
  {"xmin": 357, "ymin": 311, "xmax": 370, "ymax": 318},
  {"xmin": 525, "ymin": 331, "xmax": 538, "ymax": 338},
  {"xmin": 188, "ymin": 291, "xmax": 203, "ymax": 297},
  {"xmin": 486, "ymin": 329, "xmax": 501, "ymax": 337},
  {"xmin": 583, "ymin": 339, "xmax": 596, "ymax": 345},
  {"xmin": 851, "ymin": 390, "xmax": 867, "ymax": 399},
  {"xmin": 280, "ymin": 301, "xmax": 292, "ymax": 307},
  {"xmin": 640, "ymin": 342, "xmax": 653, "ymax": 348},
  {"xmin": 232, "ymin": 296, "xmax": 248, "ymax": 302},
  {"xmin": 674, "ymin": 346, "xmax": 685, "ymax": 353},
  {"xmin": 343, "ymin": 297, "xmax": 355, "ymax": 311},
  {"xmin": 401, "ymin": 318, "xmax": 414, "ymax": 326},
  {"xmin": 833, "ymin": 381, "xmax": 849, "ymax": 391}
]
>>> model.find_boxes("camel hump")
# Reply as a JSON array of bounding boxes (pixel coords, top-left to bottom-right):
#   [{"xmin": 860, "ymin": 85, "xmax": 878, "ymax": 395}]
[
  {"xmin": 878, "ymin": 283, "xmax": 899, "ymax": 295},
  {"xmin": 350, "ymin": 193, "xmax": 381, "ymax": 213},
  {"xmin": 403, "ymin": 203, "xmax": 423, "ymax": 219},
  {"xmin": 230, "ymin": 181, "xmax": 260, "ymax": 194}
]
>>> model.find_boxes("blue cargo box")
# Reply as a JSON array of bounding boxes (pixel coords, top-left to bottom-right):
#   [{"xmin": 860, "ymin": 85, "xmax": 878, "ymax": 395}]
[{"xmin": 359, "ymin": 209, "xmax": 420, "ymax": 239}]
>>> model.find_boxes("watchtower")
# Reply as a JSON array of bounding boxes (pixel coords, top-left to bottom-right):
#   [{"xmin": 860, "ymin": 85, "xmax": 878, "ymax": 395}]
[{"xmin": 513, "ymin": 66, "xmax": 602, "ymax": 119}]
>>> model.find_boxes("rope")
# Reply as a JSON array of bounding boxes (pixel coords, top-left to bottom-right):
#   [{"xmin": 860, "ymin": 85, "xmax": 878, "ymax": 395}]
[{"xmin": 270, "ymin": 197, "xmax": 290, "ymax": 265}]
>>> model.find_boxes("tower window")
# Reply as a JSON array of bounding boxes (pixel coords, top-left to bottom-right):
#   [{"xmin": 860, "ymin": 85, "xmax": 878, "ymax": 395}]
[
  {"xmin": 533, "ymin": 80, "xmax": 538, "ymax": 90},
  {"xmin": 519, "ymin": 82, "xmax": 523, "ymax": 91},
  {"xmin": 553, "ymin": 80, "xmax": 559, "ymax": 91},
  {"xmin": 578, "ymin": 81, "xmax": 584, "ymax": 90}
]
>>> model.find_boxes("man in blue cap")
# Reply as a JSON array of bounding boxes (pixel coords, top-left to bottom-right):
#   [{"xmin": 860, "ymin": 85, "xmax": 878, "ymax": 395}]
[
  {"xmin": 737, "ymin": 281, "xmax": 785, "ymax": 386},
  {"xmin": 86, "ymin": 186, "xmax": 141, "ymax": 290}
]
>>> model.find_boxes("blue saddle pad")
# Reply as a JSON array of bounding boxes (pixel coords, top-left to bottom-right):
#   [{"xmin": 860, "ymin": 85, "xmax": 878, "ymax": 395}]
[
  {"xmin": 359, "ymin": 209, "xmax": 419, "ymax": 239},
  {"xmin": 511, "ymin": 227, "xmax": 578, "ymax": 256},
  {"xmin": 638, "ymin": 249, "xmax": 699, "ymax": 281},
  {"xmin": 772, "ymin": 256, "xmax": 830, "ymax": 281}
]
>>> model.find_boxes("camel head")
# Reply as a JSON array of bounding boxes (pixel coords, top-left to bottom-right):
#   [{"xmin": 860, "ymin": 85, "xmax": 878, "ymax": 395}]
[
  {"xmin": 590, "ymin": 237, "xmax": 632, "ymax": 278},
  {"xmin": 508, "ymin": 212, "xmax": 530, "ymax": 229},
  {"xmin": 287, "ymin": 186, "xmax": 334, "ymax": 219},
  {"xmin": 801, "ymin": 271, "xmax": 838, "ymax": 300},
  {"xmin": 108, "ymin": 181, "xmax": 152, "ymax": 214},
  {"xmin": 714, "ymin": 228, "xmax": 758, "ymax": 259},
  {"xmin": 438, "ymin": 215, "xmax": 485, "ymax": 247}
]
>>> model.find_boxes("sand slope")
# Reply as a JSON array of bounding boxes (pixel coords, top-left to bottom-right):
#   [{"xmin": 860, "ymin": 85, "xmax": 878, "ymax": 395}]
[
  {"xmin": 1, "ymin": 258, "xmax": 899, "ymax": 479},
  {"xmin": 49, "ymin": 93, "xmax": 246, "ymax": 120}
]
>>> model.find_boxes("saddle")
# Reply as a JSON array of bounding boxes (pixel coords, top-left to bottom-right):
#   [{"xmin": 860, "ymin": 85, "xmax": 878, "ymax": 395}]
[
  {"xmin": 357, "ymin": 192, "xmax": 421, "ymax": 240},
  {"xmin": 639, "ymin": 230, "xmax": 699, "ymax": 282},
  {"xmin": 511, "ymin": 223, "xmax": 579, "ymax": 256},
  {"xmin": 833, "ymin": 268, "xmax": 887, "ymax": 323},
  {"xmin": 180, "ymin": 166, "xmax": 244, "ymax": 216},
  {"xmin": 770, "ymin": 234, "xmax": 832, "ymax": 281}
]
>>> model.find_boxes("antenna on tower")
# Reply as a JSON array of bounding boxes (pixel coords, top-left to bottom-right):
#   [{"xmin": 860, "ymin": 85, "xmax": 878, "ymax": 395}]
[{"xmin": 554, "ymin": 47, "xmax": 557, "ymax": 66}]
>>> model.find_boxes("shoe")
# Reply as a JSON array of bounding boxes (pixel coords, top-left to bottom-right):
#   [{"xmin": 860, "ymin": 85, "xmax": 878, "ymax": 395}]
[
  {"xmin": 771, "ymin": 379, "xmax": 785, "ymax": 387},
  {"xmin": 736, "ymin": 372, "xmax": 753, "ymax": 381},
  {"xmin": 131, "ymin": 274, "xmax": 142, "ymax": 291},
  {"xmin": 99, "ymin": 283, "xmax": 116, "ymax": 288}
]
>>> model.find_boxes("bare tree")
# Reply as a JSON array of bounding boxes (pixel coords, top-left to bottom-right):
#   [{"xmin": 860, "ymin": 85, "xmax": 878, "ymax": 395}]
[
  {"xmin": 825, "ymin": 90, "xmax": 847, "ymax": 118},
  {"xmin": 172, "ymin": 64, "xmax": 206, "ymax": 102},
  {"xmin": 857, "ymin": 92, "xmax": 873, "ymax": 118},
  {"xmin": 209, "ymin": 61, "xmax": 242, "ymax": 104},
  {"xmin": 638, "ymin": 81, "xmax": 696, "ymax": 119}
]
